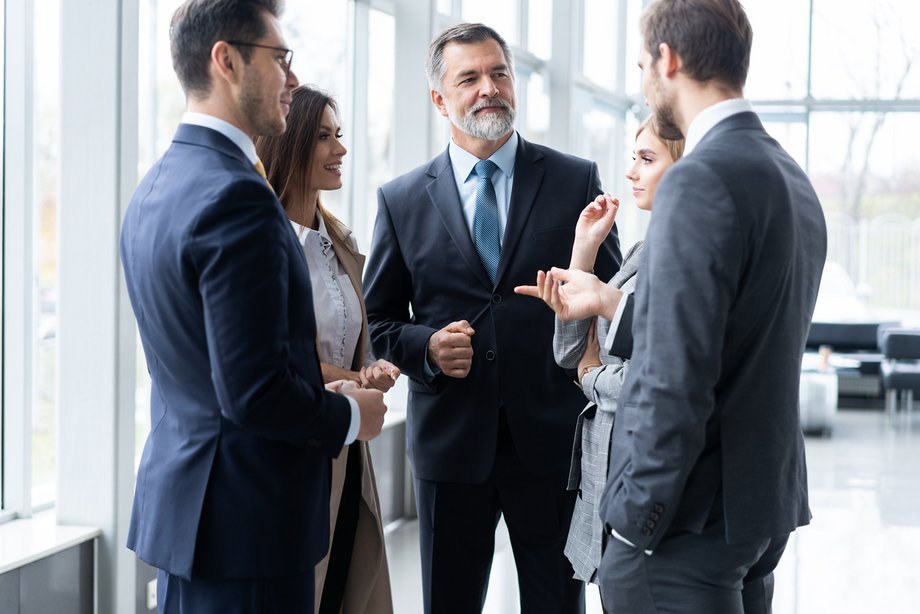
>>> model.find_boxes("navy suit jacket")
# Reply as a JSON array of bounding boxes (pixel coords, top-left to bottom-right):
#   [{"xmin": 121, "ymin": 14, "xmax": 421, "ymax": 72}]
[
  {"xmin": 363, "ymin": 135, "xmax": 622, "ymax": 483},
  {"xmin": 599, "ymin": 112, "xmax": 826, "ymax": 551},
  {"xmin": 121, "ymin": 124, "xmax": 351, "ymax": 580}
]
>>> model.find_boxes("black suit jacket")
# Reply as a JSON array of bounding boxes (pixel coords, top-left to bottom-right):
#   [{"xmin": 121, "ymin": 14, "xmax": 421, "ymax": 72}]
[
  {"xmin": 121, "ymin": 124, "xmax": 351, "ymax": 580},
  {"xmin": 364, "ymin": 135, "xmax": 622, "ymax": 482},
  {"xmin": 599, "ymin": 111, "xmax": 826, "ymax": 550}
]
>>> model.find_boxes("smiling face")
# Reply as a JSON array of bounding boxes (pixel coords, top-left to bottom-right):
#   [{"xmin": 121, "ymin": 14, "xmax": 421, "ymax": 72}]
[
  {"xmin": 237, "ymin": 12, "xmax": 299, "ymax": 136},
  {"xmin": 306, "ymin": 104, "xmax": 347, "ymax": 192},
  {"xmin": 625, "ymin": 126, "xmax": 678, "ymax": 211},
  {"xmin": 431, "ymin": 39, "xmax": 516, "ymax": 148}
]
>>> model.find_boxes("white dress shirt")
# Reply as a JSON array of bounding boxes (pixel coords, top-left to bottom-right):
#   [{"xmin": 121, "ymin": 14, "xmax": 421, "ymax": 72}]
[{"xmin": 290, "ymin": 213, "xmax": 366, "ymax": 371}]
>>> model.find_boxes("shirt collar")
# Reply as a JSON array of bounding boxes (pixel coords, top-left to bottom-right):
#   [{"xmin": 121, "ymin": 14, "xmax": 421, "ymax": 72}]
[
  {"xmin": 289, "ymin": 210, "xmax": 333, "ymax": 249},
  {"xmin": 683, "ymin": 98, "xmax": 753, "ymax": 156},
  {"xmin": 181, "ymin": 112, "xmax": 259, "ymax": 164},
  {"xmin": 449, "ymin": 131, "xmax": 519, "ymax": 184}
]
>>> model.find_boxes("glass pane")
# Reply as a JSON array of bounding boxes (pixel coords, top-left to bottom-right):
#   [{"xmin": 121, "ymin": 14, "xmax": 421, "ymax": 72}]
[
  {"xmin": 437, "ymin": 0, "xmax": 453, "ymax": 16},
  {"xmin": 33, "ymin": 0, "xmax": 61, "ymax": 507},
  {"xmin": 808, "ymin": 112, "xmax": 920, "ymax": 317},
  {"xmin": 762, "ymin": 119, "xmax": 807, "ymax": 171},
  {"xmin": 462, "ymin": 0, "xmax": 517, "ymax": 46},
  {"xmin": 812, "ymin": 0, "xmax": 920, "ymax": 99},
  {"xmin": 583, "ymin": 0, "xmax": 617, "ymax": 90},
  {"xmin": 625, "ymin": 0, "xmax": 643, "ymax": 97},
  {"xmin": 744, "ymin": 0, "xmax": 808, "ymax": 100},
  {"xmin": 0, "ymin": 0, "xmax": 5, "ymax": 507},
  {"xmin": 527, "ymin": 0, "xmax": 551, "ymax": 60},
  {"xmin": 138, "ymin": 0, "xmax": 186, "ymax": 173},
  {"xmin": 360, "ymin": 9, "xmax": 396, "ymax": 251},
  {"xmin": 521, "ymin": 71, "xmax": 550, "ymax": 145},
  {"xmin": 284, "ymin": 0, "xmax": 349, "ymax": 216}
]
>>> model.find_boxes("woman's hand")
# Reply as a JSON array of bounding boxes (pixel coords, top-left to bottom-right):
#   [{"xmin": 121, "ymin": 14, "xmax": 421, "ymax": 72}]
[
  {"xmin": 360, "ymin": 359, "xmax": 401, "ymax": 392},
  {"xmin": 570, "ymin": 194, "xmax": 619, "ymax": 271}
]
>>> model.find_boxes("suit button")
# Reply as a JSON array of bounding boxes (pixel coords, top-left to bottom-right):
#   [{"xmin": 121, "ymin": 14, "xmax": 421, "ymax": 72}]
[
  {"xmin": 646, "ymin": 520, "xmax": 655, "ymax": 529},
  {"xmin": 485, "ymin": 350, "xmax": 496, "ymax": 361},
  {"xmin": 650, "ymin": 512, "xmax": 660, "ymax": 521},
  {"xmin": 642, "ymin": 528, "xmax": 652, "ymax": 536},
  {"xmin": 491, "ymin": 293, "xmax": 502, "ymax": 304},
  {"xmin": 654, "ymin": 504, "xmax": 665, "ymax": 514}
]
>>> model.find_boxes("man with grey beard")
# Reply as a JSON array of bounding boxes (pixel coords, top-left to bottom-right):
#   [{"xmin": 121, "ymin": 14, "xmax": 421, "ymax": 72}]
[{"xmin": 364, "ymin": 22, "xmax": 621, "ymax": 614}]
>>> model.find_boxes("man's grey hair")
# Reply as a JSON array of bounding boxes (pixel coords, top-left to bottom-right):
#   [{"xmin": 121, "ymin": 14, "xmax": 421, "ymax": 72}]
[{"xmin": 425, "ymin": 22, "xmax": 515, "ymax": 93}]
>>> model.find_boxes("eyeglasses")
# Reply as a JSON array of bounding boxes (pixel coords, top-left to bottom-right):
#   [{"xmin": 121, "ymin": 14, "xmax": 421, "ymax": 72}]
[{"xmin": 226, "ymin": 41, "xmax": 294, "ymax": 77}]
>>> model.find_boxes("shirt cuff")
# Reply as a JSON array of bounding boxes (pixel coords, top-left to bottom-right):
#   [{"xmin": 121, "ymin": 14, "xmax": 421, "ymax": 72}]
[
  {"xmin": 605, "ymin": 294, "xmax": 629, "ymax": 352},
  {"xmin": 423, "ymin": 356, "xmax": 441, "ymax": 382},
  {"xmin": 609, "ymin": 526, "xmax": 653, "ymax": 555},
  {"xmin": 344, "ymin": 395, "xmax": 361, "ymax": 445}
]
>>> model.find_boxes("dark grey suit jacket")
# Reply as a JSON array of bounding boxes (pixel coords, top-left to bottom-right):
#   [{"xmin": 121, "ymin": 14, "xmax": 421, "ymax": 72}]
[
  {"xmin": 364, "ymin": 134, "xmax": 622, "ymax": 483},
  {"xmin": 598, "ymin": 111, "xmax": 826, "ymax": 551}
]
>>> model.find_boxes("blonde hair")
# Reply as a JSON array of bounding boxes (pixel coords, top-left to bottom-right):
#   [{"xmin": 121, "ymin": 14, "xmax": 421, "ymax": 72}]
[{"xmin": 636, "ymin": 115, "xmax": 685, "ymax": 162}]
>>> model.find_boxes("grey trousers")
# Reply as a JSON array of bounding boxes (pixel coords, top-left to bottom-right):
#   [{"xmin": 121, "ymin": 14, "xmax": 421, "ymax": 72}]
[{"xmin": 597, "ymin": 527, "xmax": 789, "ymax": 614}]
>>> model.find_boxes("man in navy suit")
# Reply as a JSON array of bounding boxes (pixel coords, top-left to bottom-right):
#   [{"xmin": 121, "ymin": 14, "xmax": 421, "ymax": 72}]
[
  {"xmin": 120, "ymin": 1, "xmax": 386, "ymax": 612},
  {"xmin": 363, "ymin": 23, "xmax": 621, "ymax": 614}
]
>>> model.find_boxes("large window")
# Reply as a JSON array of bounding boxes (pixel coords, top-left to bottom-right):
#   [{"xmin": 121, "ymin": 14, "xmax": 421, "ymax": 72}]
[{"xmin": 32, "ymin": 0, "xmax": 60, "ymax": 509}]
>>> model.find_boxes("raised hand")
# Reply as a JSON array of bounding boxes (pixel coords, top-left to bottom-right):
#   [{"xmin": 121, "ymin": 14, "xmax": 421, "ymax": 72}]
[
  {"xmin": 515, "ymin": 267, "xmax": 622, "ymax": 321},
  {"xmin": 571, "ymin": 194, "xmax": 619, "ymax": 271}
]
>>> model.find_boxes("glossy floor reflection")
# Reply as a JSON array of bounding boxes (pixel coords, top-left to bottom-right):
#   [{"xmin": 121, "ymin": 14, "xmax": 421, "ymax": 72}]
[{"xmin": 385, "ymin": 408, "xmax": 920, "ymax": 613}]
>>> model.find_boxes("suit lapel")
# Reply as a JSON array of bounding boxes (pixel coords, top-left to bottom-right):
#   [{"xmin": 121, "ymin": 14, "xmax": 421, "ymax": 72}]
[
  {"xmin": 426, "ymin": 151, "xmax": 494, "ymax": 288},
  {"xmin": 496, "ymin": 137, "xmax": 544, "ymax": 284}
]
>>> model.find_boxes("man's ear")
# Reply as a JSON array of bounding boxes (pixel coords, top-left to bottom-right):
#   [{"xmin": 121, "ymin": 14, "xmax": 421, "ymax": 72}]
[
  {"xmin": 211, "ymin": 40, "xmax": 242, "ymax": 86},
  {"xmin": 430, "ymin": 89, "xmax": 449, "ymax": 118},
  {"xmin": 657, "ymin": 42, "xmax": 681, "ymax": 78}
]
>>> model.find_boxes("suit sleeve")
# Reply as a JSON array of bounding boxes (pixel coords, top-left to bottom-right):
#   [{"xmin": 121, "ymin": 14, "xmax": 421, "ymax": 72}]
[
  {"xmin": 189, "ymin": 179, "xmax": 350, "ymax": 454},
  {"xmin": 605, "ymin": 294, "xmax": 634, "ymax": 359},
  {"xmin": 605, "ymin": 160, "xmax": 743, "ymax": 550},
  {"xmin": 363, "ymin": 186, "xmax": 438, "ymax": 382}
]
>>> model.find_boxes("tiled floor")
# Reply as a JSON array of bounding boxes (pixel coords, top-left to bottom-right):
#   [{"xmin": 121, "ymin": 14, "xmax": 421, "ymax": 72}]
[{"xmin": 385, "ymin": 408, "xmax": 920, "ymax": 613}]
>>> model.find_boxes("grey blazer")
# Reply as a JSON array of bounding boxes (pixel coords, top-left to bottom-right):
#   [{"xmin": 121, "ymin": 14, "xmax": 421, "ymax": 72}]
[
  {"xmin": 554, "ymin": 241, "xmax": 644, "ymax": 582},
  {"xmin": 598, "ymin": 111, "xmax": 826, "ymax": 553}
]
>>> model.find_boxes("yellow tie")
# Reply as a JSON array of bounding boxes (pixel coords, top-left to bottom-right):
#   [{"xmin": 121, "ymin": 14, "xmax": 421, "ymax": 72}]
[{"xmin": 254, "ymin": 159, "xmax": 274, "ymax": 192}]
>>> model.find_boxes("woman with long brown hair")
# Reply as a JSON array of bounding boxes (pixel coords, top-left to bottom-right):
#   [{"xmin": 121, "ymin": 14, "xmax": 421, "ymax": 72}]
[{"xmin": 256, "ymin": 85, "xmax": 396, "ymax": 614}]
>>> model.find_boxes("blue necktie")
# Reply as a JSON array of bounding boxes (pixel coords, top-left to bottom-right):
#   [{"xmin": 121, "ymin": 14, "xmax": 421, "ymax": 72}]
[{"xmin": 473, "ymin": 160, "xmax": 501, "ymax": 283}]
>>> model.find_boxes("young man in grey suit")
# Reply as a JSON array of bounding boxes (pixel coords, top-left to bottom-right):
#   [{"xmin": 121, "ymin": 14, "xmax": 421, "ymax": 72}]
[
  {"xmin": 363, "ymin": 23, "xmax": 621, "ymax": 614},
  {"xmin": 596, "ymin": 0, "xmax": 827, "ymax": 612},
  {"xmin": 121, "ymin": 1, "xmax": 386, "ymax": 611},
  {"xmin": 530, "ymin": 1, "xmax": 826, "ymax": 612}
]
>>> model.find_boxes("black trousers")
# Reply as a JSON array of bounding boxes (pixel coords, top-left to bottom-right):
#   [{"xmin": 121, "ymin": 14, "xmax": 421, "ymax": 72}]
[
  {"xmin": 598, "ymin": 525, "xmax": 789, "ymax": 614},
  {"xmin": 415, "ymin": 411, "xmax": 584, "ymax": 614},
  {"xmin": 157, "ymin": 567, "xmax": 315, "ymax": 614}
]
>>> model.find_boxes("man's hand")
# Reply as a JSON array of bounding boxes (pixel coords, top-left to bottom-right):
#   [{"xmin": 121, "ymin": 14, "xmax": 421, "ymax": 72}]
[
  {"xmin": 427, "ymin": 320, "xmax": 475, "ymax": 378},
  {"xmin": 360, "ymin": 359, "xmax": 401, "ymax": 392},
  {"xmin": 515, "ymin": 267, "xmax": 622, "ymax": 321},
  {"xmin": 339, "ymin": 381, "xmax": 388, "ymax": 441}
]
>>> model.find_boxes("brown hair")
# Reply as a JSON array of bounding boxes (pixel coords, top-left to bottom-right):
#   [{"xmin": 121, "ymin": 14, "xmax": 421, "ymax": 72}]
[
  {"xmin": 254, "ymin": 85, "xmax": 353, "ymax": 254},
  {"xmin": 641, "ymin": 0, "xmax": 752, "ymax": 91},
  {"xmin": 637, "ymin": 115, "xmax": 685, "ymax": 162},
  {"xmin": 170, "ymin": 0, "xmax": 282, "ymax": 97}
]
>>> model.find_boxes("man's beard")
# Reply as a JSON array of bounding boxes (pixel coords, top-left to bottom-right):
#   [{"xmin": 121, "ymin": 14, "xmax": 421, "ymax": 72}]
[
  {"xmin": 650, "ymin": 69, "xmax": 683, "ymax": 140},
  {"xmin": 240, "ymin": 71, "xmax": 286, "ymax": 137},
  {"xmin": 449, "ymin": 97, "xmax": 516, "ymax": 141}
]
